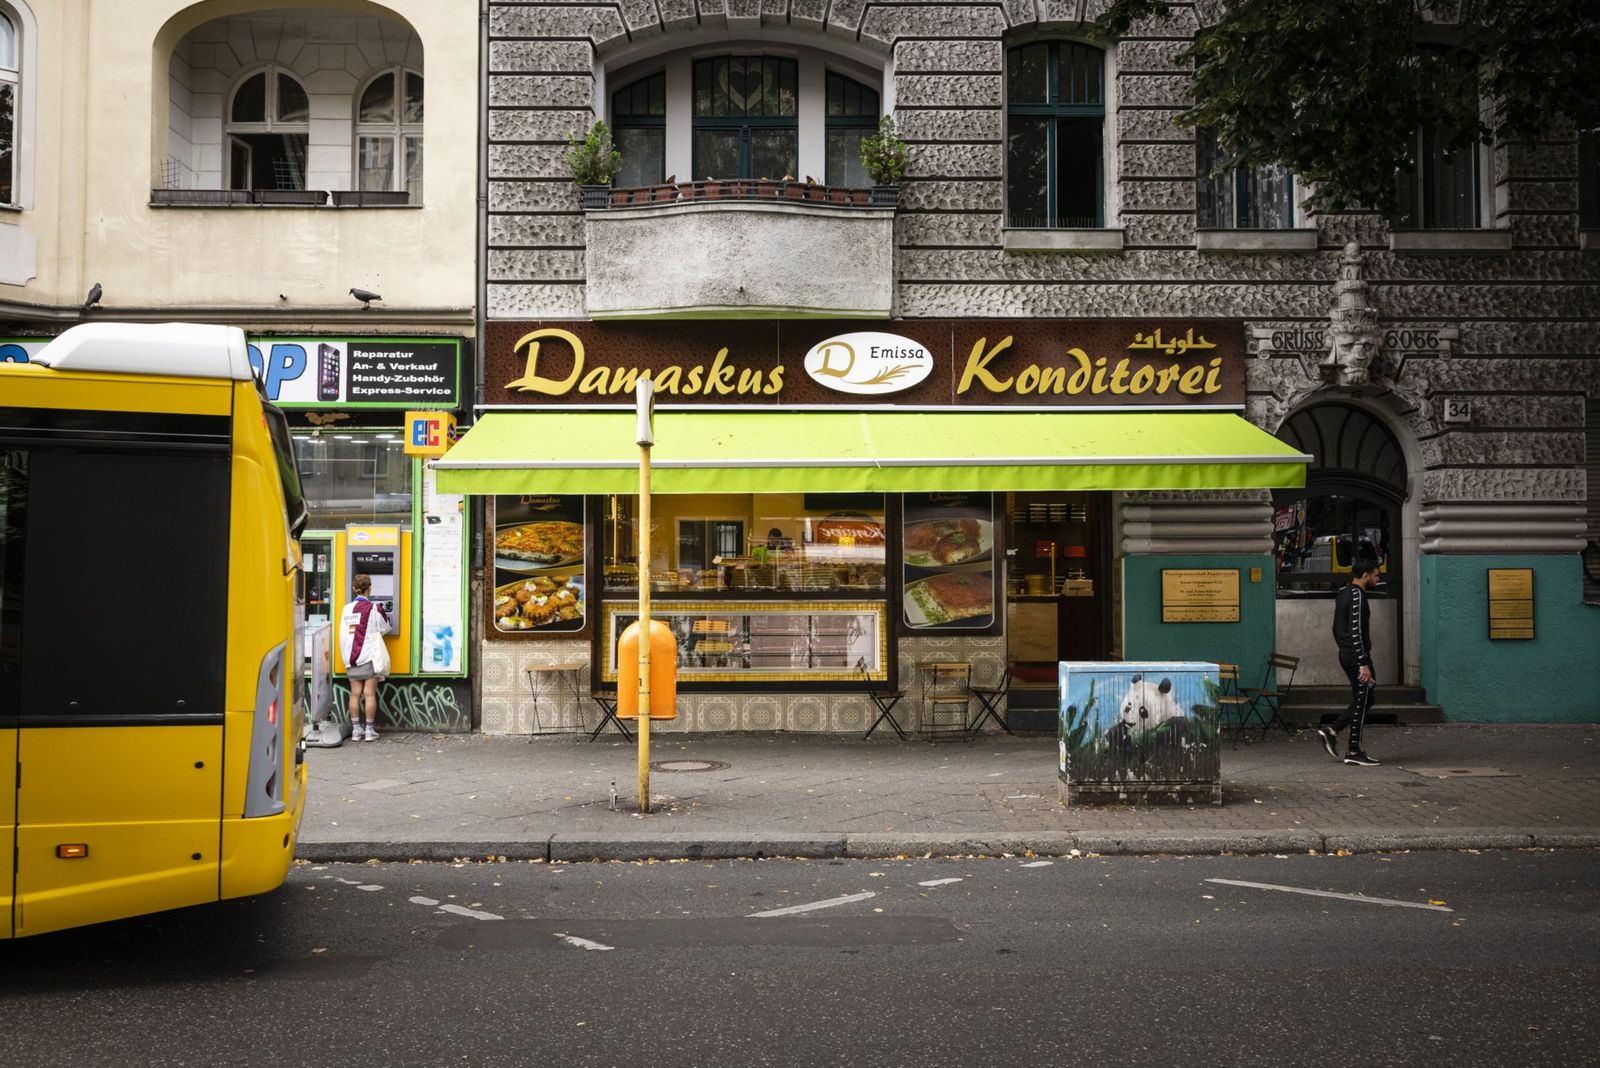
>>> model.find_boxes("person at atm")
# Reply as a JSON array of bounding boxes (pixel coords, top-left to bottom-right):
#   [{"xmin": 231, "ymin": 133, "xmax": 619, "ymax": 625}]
[{"xmin": 340, "ymin": 573, "xmax": 393, "ymax": 742}]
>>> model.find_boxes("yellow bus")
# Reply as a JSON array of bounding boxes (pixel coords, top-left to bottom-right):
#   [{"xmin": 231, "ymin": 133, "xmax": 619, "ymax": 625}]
[{"xmin": 1, "ymin": 322, "xmax": 310, "ymax": 937}]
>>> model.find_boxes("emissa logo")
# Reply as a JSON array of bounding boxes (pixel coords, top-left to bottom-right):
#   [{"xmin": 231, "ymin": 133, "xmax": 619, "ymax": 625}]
[{"xmin": 803, "ymin": 332, "xmax": 934, "ymax": 396}]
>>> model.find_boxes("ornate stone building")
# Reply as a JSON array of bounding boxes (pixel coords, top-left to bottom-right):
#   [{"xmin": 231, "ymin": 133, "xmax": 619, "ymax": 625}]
[{"xmin": 466, "ymin": 0, "xmax": 1600, "ymax": 729}]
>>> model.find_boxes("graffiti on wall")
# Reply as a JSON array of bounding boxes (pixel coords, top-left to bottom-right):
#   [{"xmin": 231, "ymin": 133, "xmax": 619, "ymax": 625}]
[{"xmin": 332, "ymin": 678, "xmax": 472, "ymax": 732}]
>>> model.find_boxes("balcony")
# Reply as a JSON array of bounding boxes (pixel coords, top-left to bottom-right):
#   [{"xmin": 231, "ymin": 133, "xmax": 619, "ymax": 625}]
[{"xmin": 583, "ymin": 181, "xmax": 897, "ymax": 319}]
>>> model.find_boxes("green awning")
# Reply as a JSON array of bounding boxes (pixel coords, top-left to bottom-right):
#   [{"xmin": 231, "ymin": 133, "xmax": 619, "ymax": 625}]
[{"xmin": 433, "ymin": 410, "xmax": 1309, "ymax": 495}]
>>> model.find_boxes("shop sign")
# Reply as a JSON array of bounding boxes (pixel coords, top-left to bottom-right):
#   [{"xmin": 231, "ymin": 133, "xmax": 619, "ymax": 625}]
[
  {"xmin": 405, "ymin": 410, "xmax": 457, "ymax": 456},
  {"xmin": 803, "ymin": 332, "xmax": 935, "ymax": 395},
  {"xmin": 484, "ymin": 320, "xmax": 1245, "ymax": 409},
  {"xmin": 247, "ymin": 337, "xmax": 461, "ymax": 409}
]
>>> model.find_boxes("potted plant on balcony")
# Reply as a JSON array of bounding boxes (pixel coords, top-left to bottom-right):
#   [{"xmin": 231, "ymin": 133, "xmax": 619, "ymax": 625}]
[
  {"xmin": 859, "ymin": 115, "xmax": 909, "ymax": 207},
  {"xmin": 563, "ymin": 120, "xmax": 622, "ymax": 209}
]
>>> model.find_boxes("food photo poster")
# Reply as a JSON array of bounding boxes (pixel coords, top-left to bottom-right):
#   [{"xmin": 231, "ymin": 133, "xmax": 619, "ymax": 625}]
[
  {"xmin": 491, "ymin": 495, "xmax": 587, "ymax": 635},
  {"xmin": 902, "ymin": 492, "xmax": 998, "ymax": 631}
]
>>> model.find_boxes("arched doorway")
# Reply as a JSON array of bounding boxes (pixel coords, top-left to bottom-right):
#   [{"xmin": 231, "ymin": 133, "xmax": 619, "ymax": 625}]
[{"xmin": 1271, "ymin": 403, "xmax": 1408, "ymax": 685}]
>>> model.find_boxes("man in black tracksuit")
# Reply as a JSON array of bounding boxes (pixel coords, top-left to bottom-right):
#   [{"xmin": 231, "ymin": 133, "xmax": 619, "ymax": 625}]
[{"xmin": 1315, "ymin": 560, "xmax": 1382, "ymax": 766}]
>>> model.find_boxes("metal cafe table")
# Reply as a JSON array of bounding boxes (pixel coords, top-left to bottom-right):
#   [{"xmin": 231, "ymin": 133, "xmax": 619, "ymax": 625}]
[{"xmin": 523, "ymin": 661, "xmax": 632, "ymax": 741}]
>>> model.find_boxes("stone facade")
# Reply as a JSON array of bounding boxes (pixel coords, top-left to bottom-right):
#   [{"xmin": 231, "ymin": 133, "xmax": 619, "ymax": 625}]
[{"xmin": 482, "ymin": 0, "xmax": 1600, "ymax": 723}]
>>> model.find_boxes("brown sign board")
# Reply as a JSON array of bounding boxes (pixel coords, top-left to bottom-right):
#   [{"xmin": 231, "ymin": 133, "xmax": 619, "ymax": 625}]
[{"xmin": 483, "ymin": 319, "xmax": 1245, "ymax": 409}]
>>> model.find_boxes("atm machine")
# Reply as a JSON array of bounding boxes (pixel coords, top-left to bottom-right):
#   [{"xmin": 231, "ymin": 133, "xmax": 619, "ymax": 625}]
[{"xmin": 331, "ymin": 523, "xmax": 411, "ymax": 675}]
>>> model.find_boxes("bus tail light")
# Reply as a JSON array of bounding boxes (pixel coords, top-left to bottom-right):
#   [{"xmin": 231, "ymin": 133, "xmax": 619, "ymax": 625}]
[{"xmin": 244, "ymin": 641, "xmax": 289, "ymax": 819}]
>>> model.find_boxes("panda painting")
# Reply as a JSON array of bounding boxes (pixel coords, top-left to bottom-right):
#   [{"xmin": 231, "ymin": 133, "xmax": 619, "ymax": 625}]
[{"xmin": 1104, "ymin": 674, "xmax": 1196, "ymax": 763}]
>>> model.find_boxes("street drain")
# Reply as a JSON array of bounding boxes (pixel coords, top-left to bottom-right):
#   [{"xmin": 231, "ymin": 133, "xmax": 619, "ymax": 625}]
[{"xmin": 650, "ymin": 759, "xmax": 730, "ymax": 773}]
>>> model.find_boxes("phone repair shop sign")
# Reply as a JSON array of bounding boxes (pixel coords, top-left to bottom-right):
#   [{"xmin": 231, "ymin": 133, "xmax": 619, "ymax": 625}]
[{"xmin": 247, "ymin": 337, "xmax": 462, "ymax": 409}]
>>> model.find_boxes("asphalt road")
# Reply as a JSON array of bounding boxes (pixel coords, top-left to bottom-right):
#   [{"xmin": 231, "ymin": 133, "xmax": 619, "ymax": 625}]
[{"xmin": 2, "ymin": 850, "xmax": 1596, "ymax": 1068}]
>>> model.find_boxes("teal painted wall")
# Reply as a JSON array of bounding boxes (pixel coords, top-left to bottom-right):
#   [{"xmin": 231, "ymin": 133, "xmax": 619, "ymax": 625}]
[
  {"xmin": 1122, "ymin": 554, "xmax": 1277, "ymax": 685},
  {"xmin": 1420, "ymin": 554, "xmax": 1600, "ymax": 722}
]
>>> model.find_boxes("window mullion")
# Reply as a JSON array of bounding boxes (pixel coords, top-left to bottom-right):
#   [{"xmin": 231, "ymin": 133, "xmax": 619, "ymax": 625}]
[{"xmin": 1046, "ymin": 117, "xmax": 1058, "ymax": 228}]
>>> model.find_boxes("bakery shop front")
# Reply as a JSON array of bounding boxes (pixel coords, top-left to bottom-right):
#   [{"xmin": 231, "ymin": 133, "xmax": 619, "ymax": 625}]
[{"xmin": 436, "ymin": 320, "xmax": 1308, "ymax": 736}]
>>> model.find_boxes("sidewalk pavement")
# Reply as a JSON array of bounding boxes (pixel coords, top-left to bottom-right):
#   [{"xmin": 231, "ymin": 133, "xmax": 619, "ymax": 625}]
[{"xmin": 297, "ymin": 723, "xmax": 1600, "ymax": 863}]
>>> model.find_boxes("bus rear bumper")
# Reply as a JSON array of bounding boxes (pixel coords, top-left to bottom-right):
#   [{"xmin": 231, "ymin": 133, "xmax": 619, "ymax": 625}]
[{"xmin": 219, "ymin": 759, "xmax": 307, "ymax": 900}]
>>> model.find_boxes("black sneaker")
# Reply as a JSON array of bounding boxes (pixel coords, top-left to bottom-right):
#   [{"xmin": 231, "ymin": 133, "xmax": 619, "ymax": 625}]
[
  {"xmin": 1314, "ymin": 726, "xmax": 1338, "ymax": 759},
  {"xmin": 1344, "ymin": 751, "xmax": 1380, "ymax": 767}
]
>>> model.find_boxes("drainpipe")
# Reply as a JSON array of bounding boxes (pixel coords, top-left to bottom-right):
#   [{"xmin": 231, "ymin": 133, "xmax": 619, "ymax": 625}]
[{"xmin": 467, "ymin": 0, "xmax": 491, "ymax": 731}]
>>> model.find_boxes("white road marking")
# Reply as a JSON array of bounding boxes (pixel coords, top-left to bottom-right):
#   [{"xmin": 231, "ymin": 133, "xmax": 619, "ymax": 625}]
[
  {"xmin": 409, "ymin": 896, "xmax": 440, "ymax": 906},
  {"xmin": 747, "ymin": 891, "xmax": 877, "ymax": 918},
  {"xmin": 556, "ymin": 933, "xmax": 614, "ymax": 951},
  {"xmin": 919, "ymin": 878, "xmax": 965, "ymax": 887},
  {"xmin": 438, "ymin": 903, "xmax": 504, "ymax": 921},
  {"xmin": 1019, "ymin": 861, "xmax": 1054, "ymax": 868},
  {"xmin": 357, "ymin": 884, "xmax": 383, "ymax": 891},
  {"xmin": 1205, "ymin": 878, "xmax": 1455, "ymax": 912}
]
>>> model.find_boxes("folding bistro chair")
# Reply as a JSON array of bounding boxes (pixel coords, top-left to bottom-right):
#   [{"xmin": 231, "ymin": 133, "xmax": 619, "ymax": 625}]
[
  {"xmin": 859, "ymin": 660, "xmax": 907, "ymax": 740},
  {"xmin": 1242, "ymin": 653, "xmax": 1300, "ymax": 738},
  {"xmin": 587, "ymin": 689, "xmax": 633, "ymax": 742},
  {"xmin": 967, "ymin": 666, "xmax": 1015, "ymax": 737},
  {"xmin": 922, "ymin": 661, "xmax": 973, "ymax": 742},
  {"xmin": 1213, "ymin": 662, "xmax": 1253, "ymax": 748}
]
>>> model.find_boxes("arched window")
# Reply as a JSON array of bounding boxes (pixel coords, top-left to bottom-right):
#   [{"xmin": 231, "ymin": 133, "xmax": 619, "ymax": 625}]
[
  {"xmin": 0, "ymin": 9, "xmax": 18, "ymax": 205},
  {"xmin": 825, "ymin": 72, "xmax": 878, "ymax": 188},
  {"xmin": 692, "ymin": 56, "xmax": 798, "ymax": 180},
  {"xmin": 1006, "ymin": 41, "xmax": 1104, "ymax": 228},
  {"xmin": 1395, "ymin": 46, "xmax": 1482, "ymax": 229},
  {"xmin": 356, "ymin": 67, "xmax": 424, "ymax": 199},
  {"xmin": 226, "ymin": 67, "xmax": 310, "ymax": 190},
  {"xmin": 613, "ymin": 71, "xmax": 665, "ymax": 188}
]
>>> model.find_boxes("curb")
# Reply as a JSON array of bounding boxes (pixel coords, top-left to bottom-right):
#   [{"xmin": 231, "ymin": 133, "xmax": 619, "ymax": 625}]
[{"xmin": 295, "ymin": 827, "xmax": 1600, "ymax": 864}]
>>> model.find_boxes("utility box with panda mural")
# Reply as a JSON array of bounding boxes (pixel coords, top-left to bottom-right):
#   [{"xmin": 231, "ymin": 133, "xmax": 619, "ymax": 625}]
[{"xmin": 1058, "ymin": 662, "xmax": 1222, "ymax": 806}]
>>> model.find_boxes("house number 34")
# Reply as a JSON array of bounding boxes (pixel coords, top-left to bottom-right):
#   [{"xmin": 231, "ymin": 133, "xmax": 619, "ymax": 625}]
[{"xmin": 1442, "ymin": 398, "xmax": 1472, "ymax": 424}]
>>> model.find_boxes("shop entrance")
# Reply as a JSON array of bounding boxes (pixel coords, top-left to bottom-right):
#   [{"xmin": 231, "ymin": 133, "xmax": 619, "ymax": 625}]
[{"xmin": 1003, "ymin": 492, "xmax": 1113, "ymax": 725}]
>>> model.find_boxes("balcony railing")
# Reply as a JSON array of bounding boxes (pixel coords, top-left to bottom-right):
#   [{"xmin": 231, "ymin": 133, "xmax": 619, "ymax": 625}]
[
  {"xmin": 150, "ymin": 189, "xmax": 414, "ymax": 207},
  {"xmin": 582, "ymin": 180, "xmax": 898, "ymax": 211}
]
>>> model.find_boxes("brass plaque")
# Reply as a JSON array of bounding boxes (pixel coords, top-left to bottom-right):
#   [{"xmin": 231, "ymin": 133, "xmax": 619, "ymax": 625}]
[
  {"xmin": 1161, "ymin": 569, "xmax": 1241, "ymax": 624},
  {"xmin": 1487, "ymin": 568, "xmax": 1534, "ymax": 640}
]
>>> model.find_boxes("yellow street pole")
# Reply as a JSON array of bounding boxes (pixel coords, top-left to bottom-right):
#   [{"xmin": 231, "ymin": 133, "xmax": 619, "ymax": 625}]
[{"xmin": 635, "ymin": 374, "xmax": 655, "ymax": 814}]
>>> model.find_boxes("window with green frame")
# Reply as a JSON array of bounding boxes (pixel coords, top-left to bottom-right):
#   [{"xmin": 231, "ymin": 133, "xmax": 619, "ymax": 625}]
[
  {"xmin": 1005, "ymin": 41, "xmax": 1104, "ymax": 229},
  {"xmin": 1394, "ymin": 46, "xmax": 1482, "ymax": 229},
  {"xmin": 613, "ymin": 71, "xmax": 666, "ymax": 188},
  {"xmin": 825, "ymin": 71, "xmax": 878, "ymax": 187},
  {"xmin": 1196, "ymin": 128, "xmax": 1294, "ymax": 228},
  {"xmin": 692, "ymin": 56, "xmax": 798, "ymax": 180}
]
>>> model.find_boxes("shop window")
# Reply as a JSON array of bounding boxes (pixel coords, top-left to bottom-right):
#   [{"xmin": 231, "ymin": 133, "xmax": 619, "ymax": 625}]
[
  {"xmin": 1580, "ymin": 106, "xmax": 1600, "ymax": 231},
  {"xmin": 601, "ymin": 493, "xmax": 887, "ymax": 594},
  {"xmin": 1196, "ymin": 128, "xmax": 1294, "ymax": 228},
  {"xmin": 613, "ymin": 71, "xmax": 666, "ymax": 188},
  {"xmin": 226, "ymin": 67, "xmax": 310, "ymax": 191},
  {"xmin": 1005, "ymin": 41, "xmax": 1105, "ymax": 229},
  {"xmin": 0, "ymin": 8, "xmax": 16, "ymax": 206},
  {"xmin": 1273, "ymin": 494, "xmax": 1395, "ymax": 595},
  {"xmin": 356, "ymin": 67, "xmax": 424, "ymax": 200},
  {"xmin": 1394, "ymin": 47, "xmax": 1483, "ymax": 229},
  {"xmin": 692, "ymin": 56, "xmax": 798, "ymax": 180},
  {"xmin": 296, "ymin": 434, "xmax": 413, "ymax": 530},
  {"xmin": 825, "ymin": 72, "xmax": 878, "ymax": 188}
]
